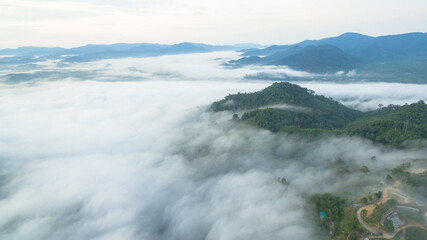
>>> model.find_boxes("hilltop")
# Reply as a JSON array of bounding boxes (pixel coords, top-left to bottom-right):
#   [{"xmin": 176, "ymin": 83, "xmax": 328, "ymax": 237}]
[{"xmin": 211, "ymin": 82, "xmax": 427, "ymax": 146}]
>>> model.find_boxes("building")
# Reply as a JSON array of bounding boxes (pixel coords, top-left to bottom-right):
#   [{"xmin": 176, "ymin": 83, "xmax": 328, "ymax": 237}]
[{"xmin": 320, "ymin": 212, "xmax": 328, "ymax": 220}]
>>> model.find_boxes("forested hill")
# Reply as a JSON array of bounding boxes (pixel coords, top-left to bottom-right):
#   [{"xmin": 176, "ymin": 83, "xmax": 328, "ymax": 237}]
[
  {"xmin": 211, "ymin": 82, "xmax": 357, "ymax": 114},
  {"xmin": 345, "ymin": 101, "xmax": 427, "ymax": 145},
  {"xmin": 211, "ymin": 82, "xmax": 362, "ymax": 131},
  {"xmin": 211, "ymin": 82, "xmax": 427, "ymax": 146}
]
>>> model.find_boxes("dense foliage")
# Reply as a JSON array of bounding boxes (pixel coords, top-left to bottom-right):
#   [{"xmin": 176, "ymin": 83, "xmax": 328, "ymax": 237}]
[
  {"xmin": 310, "ymin": 193, "xmax": 363, "ymax": 239},
  {"xmin": 211, "ymin": 82, "xmax": 360, "ymax": 131},
  {"xmin": 211, "ymin": 82, "xmax": 427, "ymax": 146},
  {"xmin": 311, "ymin": 193, "xmax": 346, "ymax": 222},
  {"xmin": 345, "ymin": 101, "xmax": 427, "ymax": 145},
  {"xmin": 211, "ymin": 82, "xmax": 318, "ymax": 111},
  {"xmin": 405, "ymin": 228, "xmax": 427, "ymax": 240}
]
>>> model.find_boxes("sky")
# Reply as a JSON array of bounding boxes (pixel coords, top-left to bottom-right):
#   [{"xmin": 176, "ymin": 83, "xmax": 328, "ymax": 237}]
[{"xmin": 0, "ymin": 0, "xmax": 426, "ymax": 48}]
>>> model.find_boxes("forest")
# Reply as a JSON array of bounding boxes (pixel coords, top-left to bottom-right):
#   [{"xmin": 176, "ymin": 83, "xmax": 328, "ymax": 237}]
[{"xmin": 211, "ymin": 82, "xmax": 427, "ymax": 146}]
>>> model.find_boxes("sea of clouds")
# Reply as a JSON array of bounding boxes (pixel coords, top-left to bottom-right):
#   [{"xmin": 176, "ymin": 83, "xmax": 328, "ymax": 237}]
[{"xmin": 0, "ymin": 51, "xmax": 426, "ymax": 240}]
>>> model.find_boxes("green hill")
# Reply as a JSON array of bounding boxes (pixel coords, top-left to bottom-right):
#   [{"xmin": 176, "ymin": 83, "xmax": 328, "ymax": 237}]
[
  {"xmin": 211, "ymin": 82, "xmax": 361, "ymax": 131},
  {"xmin": 345, "ymin": 101, "xmax": 427, "ymax": 145},
  {"xmin": 211, "ymin": 82, "xmax": 427, "ymax": 145}
]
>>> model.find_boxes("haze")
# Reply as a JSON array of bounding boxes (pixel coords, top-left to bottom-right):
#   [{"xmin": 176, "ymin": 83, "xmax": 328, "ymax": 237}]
[
  {"xmin": 1, "ymin": 0, "xmax": 427, "ymax": 48},
  {"xmin": 0, "ymin": 52, "xmax": 426, "ymax": 239},
  {"xmin": 1, "ymin": 0, "xmax": 427, "ymax": 238}
]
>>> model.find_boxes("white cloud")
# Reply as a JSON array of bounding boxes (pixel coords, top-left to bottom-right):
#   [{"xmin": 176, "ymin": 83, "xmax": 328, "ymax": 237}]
[
  {"xmin": 296, "ymin": 81, "xmax": 427, "ymax": 111},
  {"xmin": 0, "ymin": 53, "xmax": 426, "ymax": 239}
]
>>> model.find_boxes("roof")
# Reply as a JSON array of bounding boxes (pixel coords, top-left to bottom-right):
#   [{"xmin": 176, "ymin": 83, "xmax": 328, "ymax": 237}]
[{"xmin": 320, "ymin": 212, "xmax": 328, "ymax": 219}]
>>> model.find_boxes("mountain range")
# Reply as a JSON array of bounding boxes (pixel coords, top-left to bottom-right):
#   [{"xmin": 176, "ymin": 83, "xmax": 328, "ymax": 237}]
[
  {"xmin": 231, "ymin": 32, "xmax": 427, "ymax": 73},
  {"xmin": 0, "ymin": 42, "xmax": 263, "ymax": 64},
  {"xmin": 1, "ymin": 32, "xmax": 426, "ymax": 75}
]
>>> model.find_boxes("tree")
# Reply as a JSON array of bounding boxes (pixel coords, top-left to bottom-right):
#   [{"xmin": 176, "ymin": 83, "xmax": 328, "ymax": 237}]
[
  {"xmin": 360, "ymin": 166, "xmax": 370, "ymax": 173},
  {"xmin": 361, "ymin": 209, "xmax": 367, "ymax": 217},
  {"xmin": 386, "ymin": 174, "xmax": 393, "ymax": 182},
  {"xmin": 374, "ymin": 191, "xmax": 382, "ymax": 200},
  {"xmin": 310, "ymin": 193, "xmax": 346, "ymax": 221},
  {"xmin": 383, "ymin": 219, "xmax": 394, "ymax": 232},
  {"xmin": 349, "ymin": 232, "xmax": 358, "ymax": 240},
  {"xmin": 361, "ymin": 197, "xmax": 368, "ymax": 204},
  {"xmin": 232, "ymin": 113, "xmax": 239, "ymax": 121}
]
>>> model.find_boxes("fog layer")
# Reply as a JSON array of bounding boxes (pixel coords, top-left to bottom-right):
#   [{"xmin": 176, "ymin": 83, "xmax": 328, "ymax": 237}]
[{"xmin": 0, "ymin": 52, "xmax": 426, "ymax": 240}]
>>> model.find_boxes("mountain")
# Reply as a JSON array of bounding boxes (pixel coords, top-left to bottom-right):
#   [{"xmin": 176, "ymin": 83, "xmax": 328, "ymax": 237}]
[
  {"xmin": 271, "ymin": 44, "xmax": 360, "ymax": 73},
  {"xmin": 63, "ymin": 43, "xmax": 166, "ymax": 55},
  {"xmin": 211, "ymin": 82, "xmax": 361, "ymax": 131},
  {"xmin": 229, "ymin": 45, "xmax": 304, "ymax": 66},
  {"xmin": 0, "ymin": 46, "xmax": 66, "ymax": 56},
  {"xmin": 261, "ymin": 45, "xmax": 303, "ymax": 62},
  {"xmin": 238, "ymin": 32, "xmax": 427, "ymax": 65},
  {"xmin": 347, "ymin": 32, "xmax": 427, "ymax": 61},
  {"xmin": 157, "ymin": 42, "xmax": 233, "ymax": 54},
  {"xmin": 211, "ymin": 82, "xmax": 426, "ymax": 145},
  {"xmin": 0, "ymin": 42, "xmax": 240, "ymax": 64},
  {"xmin": 240, "ymin": 32, "xmax": 373, "ymax": 57},
  {"xmin": 297, "ymin": 32, "xmax": 374, "ymax": 51},
  {"xmin": 345, "ymin": 101, "xmax": 427, "ymax": 145},
  {"xmin": 241, "ymin": 45, "xmax": 291, "ymax": 56},
  {"xmin": 229, "ymin": 44, "xmax": 360, "ymax": 73}
]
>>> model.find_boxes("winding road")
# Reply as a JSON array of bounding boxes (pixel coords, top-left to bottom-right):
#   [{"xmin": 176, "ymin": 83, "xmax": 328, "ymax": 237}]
[{"xmin": 356, "ymin": 170, "xmax": 427, "ymax": 239}]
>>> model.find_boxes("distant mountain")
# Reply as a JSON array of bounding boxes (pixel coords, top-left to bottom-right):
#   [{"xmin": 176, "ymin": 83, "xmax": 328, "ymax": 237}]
[
  {"xmin": 240, "ymin": 32, "xmax": 373, "ymax": 57},
  {"xmin": 157, "ymin": 42, "xmax": 234, "ymax": 54},
  {"xmin": 297, "ymin": 32, "xmax": 374, "ymax": 51},
  {"xmin": 0, "ymin": 46, "xmax": 66, "ymax": 56},
  {"xmin": 229, "ymin": 45, "xmax": 304, "ymax": 66},
  {"xmin": 64, "ymin": 43, "xmax": 166, "ymax": 55},
  {"xmin": 62, "ymin": 42, "xmax": 239, "ymax": 62},
  {"xmin": 211, "ymin": 82, "xmax": 427, "ymax": 146},
  {"xmin": 241, "ymin": 32, "xmax": 427, "ymax": 62},
  {"xmin": 229, "ymin": 44, "xmax": 360, "ymax": 73},
  {"xmin": 261, "ymin": 45, "xmax": 303, "ymax": 63},
  {"xmin": 271, "ymin": 44, "xmax": 360, "ymax": 73},
  {"xmin": 241, "ymin": 45, "xmax": 291, "ymax": 56},
  {"xmin": 347, "ymin": 32, "xmax": 427, "ymax": 61},
  {"xmin": 0, "ymin": 42, "xmax": 241, "ymax": 64},
  {"xmin": 234, "ymin": 32, "xmax": 427, "ymax": 73}
]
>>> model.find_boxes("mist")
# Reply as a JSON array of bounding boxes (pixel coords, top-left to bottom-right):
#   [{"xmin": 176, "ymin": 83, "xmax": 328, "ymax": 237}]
[{"xmin": 0, "ymin": 52, "xmax": 426, "ymax": 240}]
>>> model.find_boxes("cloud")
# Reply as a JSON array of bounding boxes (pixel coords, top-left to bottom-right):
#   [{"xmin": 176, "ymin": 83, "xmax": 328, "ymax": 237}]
[
  {"xmin": 259, "ymin": 104, "xmax": 311, "ymax": 113},
  {"xmin": 0, "ymin": 52, "xmax": 426, "ymax": 240},
  {"xmin": 295, "ymin": 82, "xmax": 427, "ymax": 111}
]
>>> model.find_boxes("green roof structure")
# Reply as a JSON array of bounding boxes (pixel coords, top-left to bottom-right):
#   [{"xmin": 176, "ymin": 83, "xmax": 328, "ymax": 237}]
[{"xmin": 320, "ymin": 212, "xmax": 328, "ymax": 220}]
